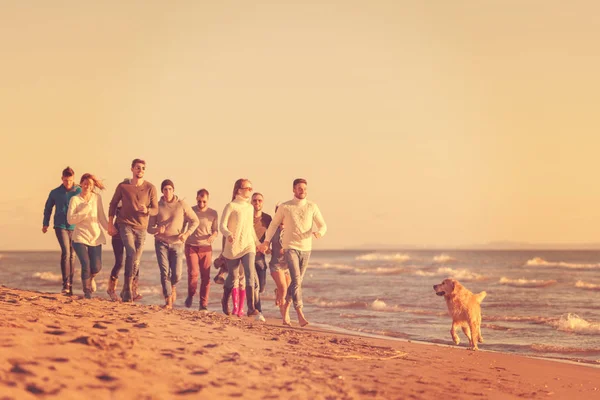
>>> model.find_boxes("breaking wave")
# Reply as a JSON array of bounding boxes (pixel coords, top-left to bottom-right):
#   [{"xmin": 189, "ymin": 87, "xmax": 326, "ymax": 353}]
[
  {"xmin": 355, "ymin": 253, "xmax": 410, "ymax": 262},
  {"xmin": 575, "ymin": 280, "xmax": 600, "ymax": 291},
  {"xmin": 498, "ymin": 277, "xmax": 557, "ymax": 288},
  {"xmin": 552, "ymin": 313, "xmax": 600, "ymax": 334},
  {"xmin": 432, "ymin": 254, "xmax": 456, "ymax": 264},
  {"xmin": 525, "ymin": 257, "xmax": 600, "ymax": 269},
  {"xmin": 413, "ymin": 267, "xmax": 485, "ymax": 282},
  {"xmin": 32, "ymin": 272, "xmax": 62, "ymax": 282}
]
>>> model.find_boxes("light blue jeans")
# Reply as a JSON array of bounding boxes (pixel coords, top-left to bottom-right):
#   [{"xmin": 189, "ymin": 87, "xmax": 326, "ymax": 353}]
[
  {"xmin": 155, "ymin": 240, "xmax": 184, "ymax": 298},
  {"xmin": 285, "ymin": 249, "xmax": 311, "ymax": 310},
  {"xmin": 119, "ymin": 224, "xmax": 146, "ymax": 280}
]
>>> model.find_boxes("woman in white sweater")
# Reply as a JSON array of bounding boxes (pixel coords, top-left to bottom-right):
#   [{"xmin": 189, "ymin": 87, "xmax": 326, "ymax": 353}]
[
  {"xmin": 67, "ymin": 173, "xmax": 109, "ymax": 299},
  {"xmin": 220, "ymin": 178, "xmax": 261, "ymax": 319}
]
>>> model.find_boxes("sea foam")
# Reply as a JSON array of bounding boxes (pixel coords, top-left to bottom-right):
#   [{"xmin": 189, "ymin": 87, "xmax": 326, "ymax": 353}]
[
  {"xmin": 499, "ymin": 277, "xmax": 557, "ymax": 288},
  {"xmin": 525, "ymin": 257, "xmax": 600, "ymax": 269}
]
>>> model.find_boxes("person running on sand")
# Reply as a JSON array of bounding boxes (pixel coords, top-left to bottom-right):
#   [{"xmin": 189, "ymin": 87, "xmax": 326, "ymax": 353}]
[
  {"xmin": 251, "ymin": 192, "xmax": 271, "ymax": 320},
  {"xmin": 259, "ymin": 178, "xmax": 327, "ymax": 327},
  {"xmin": 148, "ymin": 179, "xmax": 199, "ymax": 310},
  {"xmin": 67, "ymin": 173, "xmax": 109, "ymax": 299},
  {"xmin": 107, "ymin": 159, "xmax": 158, "ymax": 302},
  {"xmin": 220, "ymin": 179, "xmax": 262, "ymax": 319},
  {"xmin": 268, "ymin": 204, "xmax": 291, "ymax": 309},
  {"xmin": 184, "ymin": 188, "xmax": 218, "ymax": 311},
  {"xmin": 106, "ymin": 179, "xmax": 131, "ymax": 302},
  {"xmin": 42, "ymin": 166, "xmax": 82, "ymax": 295}
]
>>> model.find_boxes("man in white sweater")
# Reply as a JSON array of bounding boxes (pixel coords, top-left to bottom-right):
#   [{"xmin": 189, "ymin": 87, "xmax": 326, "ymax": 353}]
[{"xmin": 259, "ymin": 178, "xmax": 327, "ymax": 327}]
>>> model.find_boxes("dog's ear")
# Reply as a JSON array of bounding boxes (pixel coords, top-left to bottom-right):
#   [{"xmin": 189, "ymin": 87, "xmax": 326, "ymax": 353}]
[{"xmin": 448, "ymin": 279, "xmax": 456, "ymax": 292}]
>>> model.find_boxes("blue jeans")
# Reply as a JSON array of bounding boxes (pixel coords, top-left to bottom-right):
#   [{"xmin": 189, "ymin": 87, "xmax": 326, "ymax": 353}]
[
  {"xmin": 54, "ymin": 228, "xmax": 75, "ymax": 287},
  {"xmin": 119, "ymin": 224, "xmax": 146, "ymax": 281},
  {"xmin": 72, "ymin": 242, "xmax": 103, "ymax": 281},
  {"xmin": 285, "ymin": 249, "xmax": 311, "ymax": 310},
  {"xmin": 255, "ymin": 252, "xmax": 267, "ymax": 312},
  {"xmin": 155, "ymin": 240, "xmax": 183, "ymax": 298},
  {"xmin": 224, "ymin": 252, "xmax": 258, "ymax": 314}
]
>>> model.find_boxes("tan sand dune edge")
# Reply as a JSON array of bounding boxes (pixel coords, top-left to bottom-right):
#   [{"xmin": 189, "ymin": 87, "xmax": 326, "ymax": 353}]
[{"xmin": 1, "ymin": 286, "xmax": 598, "ymax": 400}]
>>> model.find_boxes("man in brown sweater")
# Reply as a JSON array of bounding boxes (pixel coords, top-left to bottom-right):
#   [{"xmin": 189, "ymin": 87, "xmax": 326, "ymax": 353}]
[{"xmin": 108, "ymin": 159, "xmax": 158, "ymax": 302}]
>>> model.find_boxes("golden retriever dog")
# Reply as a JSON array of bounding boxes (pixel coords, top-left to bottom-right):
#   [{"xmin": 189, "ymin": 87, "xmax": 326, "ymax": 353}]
[{"xmin": 433, "ymin": 278, "xmax": 487, "ymax": 350}]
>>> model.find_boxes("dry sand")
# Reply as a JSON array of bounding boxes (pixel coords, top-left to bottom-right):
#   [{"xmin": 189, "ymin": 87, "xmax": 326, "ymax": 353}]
[{"xmin": 0, "ymin": 285, "xmax": 598, "ymax": 399}]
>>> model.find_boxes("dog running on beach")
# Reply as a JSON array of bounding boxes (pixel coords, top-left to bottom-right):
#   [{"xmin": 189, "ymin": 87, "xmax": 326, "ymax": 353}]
[{"xmin": 433, "ymin": 278, "xmax": 487, "ymax": 351}]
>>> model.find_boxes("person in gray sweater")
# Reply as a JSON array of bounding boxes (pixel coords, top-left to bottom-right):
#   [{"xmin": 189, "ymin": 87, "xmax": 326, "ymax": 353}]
[{"xmin": 148, "ymin": 179, "xmax": 199, "ymax": 309}]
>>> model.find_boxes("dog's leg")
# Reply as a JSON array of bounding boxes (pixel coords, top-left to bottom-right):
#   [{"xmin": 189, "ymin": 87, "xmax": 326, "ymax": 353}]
[
  {"xmin": 468, "ymin": 321, "xmax": 479, "ymax": 351},
  {"xmin": 478, "ymin": 324, "xmax": 484, "ymax": 343},
  {"xmin": 460, "ymin": 325, "xmax": 471, "ymax": 345},
  {"xmin": 451, "ymin": 322, "xmax": 460, "ymax": 345}
]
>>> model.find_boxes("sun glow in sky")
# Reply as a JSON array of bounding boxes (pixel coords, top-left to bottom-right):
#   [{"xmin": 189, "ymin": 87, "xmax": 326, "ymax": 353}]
[{"xmin": 1, "ymin": 1, "xmax": 600, "ymax": 250}]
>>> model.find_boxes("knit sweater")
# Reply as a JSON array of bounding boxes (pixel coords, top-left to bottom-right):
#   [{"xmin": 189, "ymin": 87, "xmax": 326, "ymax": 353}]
[
  {"xmin": 220, "ymin": 196, "xmax": 258, "ymax": 259},
  {"xmin": 264, "ymin": 197, "xmax": 327, "ymax": 251},
  {"xmin": 67, "ymin": 192, "xmax": 109, "ymax": 246},
  {"xmin": 147, "ymin": 196, "xmax": 199, "ymax": 245},
  {"xmin": 185, "ymin": 206, "xmax": 218, "ymax": 247},
  {"xmin": 108, "ymin": 180, "xmax": 158, "ymax": 230}
]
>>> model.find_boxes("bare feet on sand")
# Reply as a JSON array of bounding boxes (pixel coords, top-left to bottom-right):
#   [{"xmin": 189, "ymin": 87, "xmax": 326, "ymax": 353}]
[
  {"xmin": 280, "ymin": 301, "xmax": 292, "ymax": 326},
  {"xmin": 296, "ymin": 308, "xmax": 309, "ymax": 327}
]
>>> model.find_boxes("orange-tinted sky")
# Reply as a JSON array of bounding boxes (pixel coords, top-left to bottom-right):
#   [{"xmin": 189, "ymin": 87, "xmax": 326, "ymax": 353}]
[{"xmin": 2, "ymin": 1, "xmax": 600, "ymax": 250}]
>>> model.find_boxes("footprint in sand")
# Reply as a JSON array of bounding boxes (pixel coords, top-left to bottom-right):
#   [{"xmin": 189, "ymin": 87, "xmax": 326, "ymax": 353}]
[
  {"xmin": 133, "ymin": 322, "xmax": 149, "ymax": 328},
  {"xmin": 219, "ymin": 352, "xmax": 241, "ymax": 363},
  {"xmin": 190, "ymin": 369, "xmax": 209, "ymax": 376},
  {"xmin": 96, "ymin": 374, "xmax": 118, "ymax": 382},
  {"xmin": 175, "ymin": 385, "xmax": 204, "ymax": 394},
  {"xmin": 117, "ymin": 328, "xmax": 130, "ymax": 333},
  {"xmin": 10, "ymin": 364, "xmax": 35, "ymax": 376},
  {"xmin": 204, "ymin": 343, "xmax": 219, "ymax": 349},
  {"xmin": 44, "ymin": 330, "xmax": 67, "ymax": 336},
  {"xmin": 93, "ymin": 323, "xmax": 108, "ymax": 329}
]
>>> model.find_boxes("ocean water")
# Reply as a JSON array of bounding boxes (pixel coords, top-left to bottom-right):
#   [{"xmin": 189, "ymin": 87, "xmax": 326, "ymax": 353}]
[{"xmin": 1, "ymin": 249, "xmax": 600, "ymax": 366}]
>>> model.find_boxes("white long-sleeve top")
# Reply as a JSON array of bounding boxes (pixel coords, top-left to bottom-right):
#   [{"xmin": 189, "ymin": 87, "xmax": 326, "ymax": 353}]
[
  {"xmin": 67, "ymin": 192, "xmax": 109, "ymax": 246},
  {"xmin": 220, "ymin": 195, "xmax": 258, "ymax": 259},
  {"xmin": 264, "ymin": 197, "xmax": 327, "ymax": 252}
]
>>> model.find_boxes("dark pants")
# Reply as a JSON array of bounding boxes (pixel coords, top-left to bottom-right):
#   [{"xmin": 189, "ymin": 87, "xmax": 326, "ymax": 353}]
[
  {"xmin": 110, "ymin": 232, "xmax": 125, "ymax": 279},
  {"xmin": 54, "ymin": 228, "xmax": 75, "ymax": 288},
  {"xmin": 224, "ymin": 252, "xmax": 258, "ymax": 315},
  {"xmin": 185, "ymin": 245, "xmax": 212, "ymax": 308},
  {"xmin": 255, "ymin": 252, "xmax": 268, "ymax": 312},
  {"xmin": 72, "ymin": 242, "xmax": 103, "ymax": 281}
]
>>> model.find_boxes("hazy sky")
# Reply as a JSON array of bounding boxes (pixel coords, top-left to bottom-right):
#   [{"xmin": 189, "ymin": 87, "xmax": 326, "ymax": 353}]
[{"xmin": 2, "ymin": 1, "xmax": 600, "ymax": 250}]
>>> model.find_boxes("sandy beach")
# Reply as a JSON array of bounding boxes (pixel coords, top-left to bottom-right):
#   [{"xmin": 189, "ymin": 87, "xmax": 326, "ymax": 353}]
[{"xmin": 0, "ymin": 285, "xmax": 598, "ymax": 400}]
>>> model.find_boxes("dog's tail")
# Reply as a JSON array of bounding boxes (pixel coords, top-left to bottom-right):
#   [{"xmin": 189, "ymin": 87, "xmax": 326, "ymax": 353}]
[{"xmin": 475, "ymin": 291, "xmax": 487, "ymax": 304}]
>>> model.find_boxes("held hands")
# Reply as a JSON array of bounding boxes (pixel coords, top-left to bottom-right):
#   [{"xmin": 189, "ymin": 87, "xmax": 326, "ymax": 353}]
[
  {"xmin": 107, "ymin": 223, "xmax": 118, "ymax": 237},
  {"xmin": 257, "ymin": 241, "xmax": 269, "ymax": 253}
]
